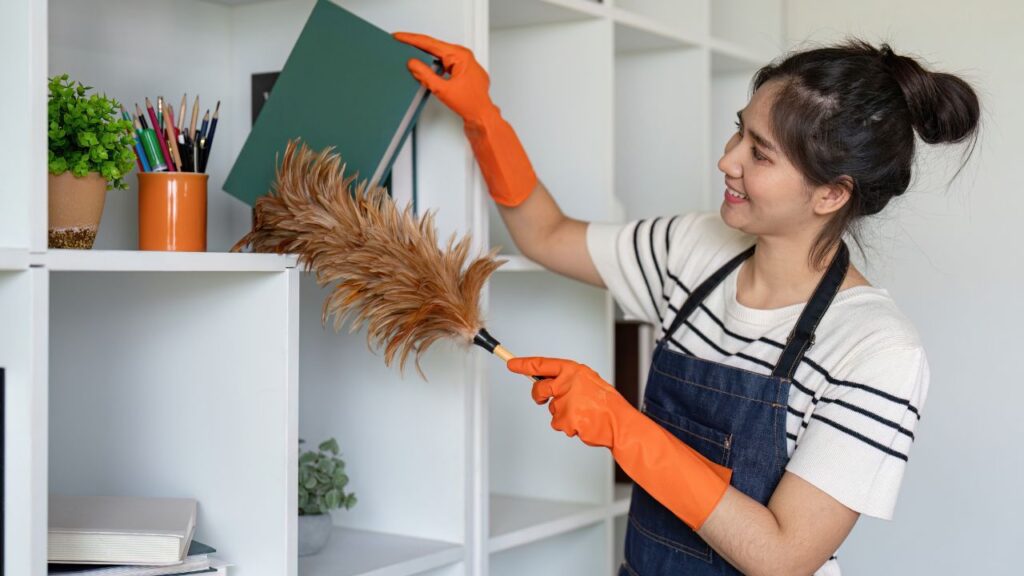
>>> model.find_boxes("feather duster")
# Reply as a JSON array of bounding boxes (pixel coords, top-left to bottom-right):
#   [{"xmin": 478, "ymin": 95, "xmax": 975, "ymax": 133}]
[{"xmin": 232, "ymin": 139, "xmax": 517, "ymax": 377}]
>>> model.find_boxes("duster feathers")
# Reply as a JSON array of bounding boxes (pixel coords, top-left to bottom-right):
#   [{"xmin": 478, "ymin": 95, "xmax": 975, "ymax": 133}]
[{"xmin": 232, "ymin": 139, "xmax": 504, "ymax": 375}]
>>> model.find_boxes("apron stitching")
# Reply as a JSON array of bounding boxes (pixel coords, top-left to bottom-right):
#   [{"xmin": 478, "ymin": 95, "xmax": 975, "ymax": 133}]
[
  {"xmin": 651, "ymin": 364, "xmax": 781, "ymax": 406},
  {"xmin": 644, "ymin": 409, "xmax": 732, "ymax": 449},
  {"xmin": 628, "ymin": 514, "xmax": 713, "ymax": 560},
  {"xmin": 659, "ymin": 344, "xmax": 793, "ymax": 383}
]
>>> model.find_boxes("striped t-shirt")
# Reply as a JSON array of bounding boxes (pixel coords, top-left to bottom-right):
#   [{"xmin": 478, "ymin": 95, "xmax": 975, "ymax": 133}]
[{"xmin": 588, "ymin": 213, "xmax": 929, "ymax": 575}]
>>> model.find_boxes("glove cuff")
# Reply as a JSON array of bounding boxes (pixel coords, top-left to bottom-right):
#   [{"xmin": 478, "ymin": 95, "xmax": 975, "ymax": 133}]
[{"xmin": 463, "ymin": 108, "xmax": 538, "ymax": 207}]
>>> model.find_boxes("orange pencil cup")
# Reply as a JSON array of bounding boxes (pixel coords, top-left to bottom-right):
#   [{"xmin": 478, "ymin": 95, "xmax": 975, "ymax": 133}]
[{"xmin": 138, "ymin": 172, "xmax": 208, "ymax": 251}]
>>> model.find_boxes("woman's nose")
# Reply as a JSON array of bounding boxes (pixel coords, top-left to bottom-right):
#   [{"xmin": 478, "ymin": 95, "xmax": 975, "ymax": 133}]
[{"xmin": 718, "ymin": 133, "xmax": 742, "ymax": 178}]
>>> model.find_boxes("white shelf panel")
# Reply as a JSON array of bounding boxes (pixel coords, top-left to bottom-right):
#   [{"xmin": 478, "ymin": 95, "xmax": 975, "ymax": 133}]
[
  {"xmin": 490, "ymin": 0, "xmax": 605, "ymax": 30},
  {"xmin": 489, "ymin": 494, "xmax": 607, "ymax": 553},
  {"xmin": 299, "ymin": 527, "xmax": 462, "ymax": 576},
  {"xmin": 0, "ymin": 247, "xmax": 29, "ymax": 270},
  {"xmin": 611, "ymin": 483, "xmax": 632, "ymax": 517},
  {"xmin": 496, "ymin": 254, "xmax": 544, "ymax": 272},
  {"xmin": 710, "ymin": 38, "xmax": 769, "ymax": 73},
  {"xmin": 613, "ymin": 8, "xmax": 703, "ymax": 53},
  {"xmin": 36, "ymin": 249, "xmax": 298, "ymax": 272}
]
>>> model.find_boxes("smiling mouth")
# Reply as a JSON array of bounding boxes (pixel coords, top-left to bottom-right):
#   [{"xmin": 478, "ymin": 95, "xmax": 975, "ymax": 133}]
[{"xmin": 726, "ymin": 186, "xmax": 748, "ymax": 200}]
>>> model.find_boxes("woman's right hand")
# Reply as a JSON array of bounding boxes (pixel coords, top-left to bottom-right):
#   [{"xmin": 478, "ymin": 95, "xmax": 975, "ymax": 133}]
[
  {"xmin": 394, "ymin": 31, "xmax": 537, "ymax": 208},
  {"xmin": 392, "ymin": 32, "xmax": 495, "ymax": 126}
]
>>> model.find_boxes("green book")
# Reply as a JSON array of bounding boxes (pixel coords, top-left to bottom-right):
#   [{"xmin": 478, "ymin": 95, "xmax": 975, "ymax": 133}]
[{"xmin": 224, "ymin": 0, "xmax": 437, "ymax": 206}]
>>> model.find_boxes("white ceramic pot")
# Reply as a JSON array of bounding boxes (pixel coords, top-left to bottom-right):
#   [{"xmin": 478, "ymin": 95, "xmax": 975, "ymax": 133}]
[{"xmin": 297, "ymin": 513, "xmax": 333, "ymax": 556}]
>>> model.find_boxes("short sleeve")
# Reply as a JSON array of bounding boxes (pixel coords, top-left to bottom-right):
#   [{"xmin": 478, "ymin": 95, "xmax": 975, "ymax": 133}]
[
  {"xmin": 785, "ymin": 346, "xmax": 930, "ymax": 520},
  {"xmin": 586, "ymin": 215, "xmax": 703, "ymax": 325}
]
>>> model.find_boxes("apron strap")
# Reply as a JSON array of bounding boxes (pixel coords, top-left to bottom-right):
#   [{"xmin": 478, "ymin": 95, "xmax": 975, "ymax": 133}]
[
  {"xmin": 660, "ymin": 245, "xmax": 756, "ymax": 343},
  {"xmin": 771, "ymin": 241, "xmax": 850, "ymax": 379}
]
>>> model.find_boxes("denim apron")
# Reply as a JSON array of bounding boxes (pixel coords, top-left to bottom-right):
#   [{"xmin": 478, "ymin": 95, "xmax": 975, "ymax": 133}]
[{"xmin": 620, "ymin": 241, "xmax": 850, "ymax": 576}]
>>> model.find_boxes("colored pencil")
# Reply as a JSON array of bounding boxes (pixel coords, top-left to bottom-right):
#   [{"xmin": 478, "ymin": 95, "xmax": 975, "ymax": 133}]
[
  {"xmin": 135, "ymin": 103, "xmax": 149, "ymax": 130},
  {"xmin": 145, "ymin": 97, "xmax": 174, "ymax": 171},
  {"xmin": 200, "ymin": 101, "xmax": 219, "ymax": 173},
  {"xmin": 199, "ymin": 110, "xmax": 209, "ymax": 142}
]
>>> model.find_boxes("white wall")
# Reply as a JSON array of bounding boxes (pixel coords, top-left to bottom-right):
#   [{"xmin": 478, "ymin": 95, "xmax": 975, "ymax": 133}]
[{"xmin": 785, "ymin": 2, "xmax": 1022, "ymax": 573}]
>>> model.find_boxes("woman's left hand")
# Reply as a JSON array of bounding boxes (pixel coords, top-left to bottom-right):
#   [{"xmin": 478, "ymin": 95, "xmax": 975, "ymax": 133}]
[{"xmin": 507, "ymin": 356, "xmax": 631, "ymax": 448}]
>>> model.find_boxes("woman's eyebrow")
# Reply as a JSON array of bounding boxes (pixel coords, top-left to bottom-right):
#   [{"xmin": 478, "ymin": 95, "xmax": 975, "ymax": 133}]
[{"xmin": 737, "ymin": 110, "xmax": 777, "ymax": 153}]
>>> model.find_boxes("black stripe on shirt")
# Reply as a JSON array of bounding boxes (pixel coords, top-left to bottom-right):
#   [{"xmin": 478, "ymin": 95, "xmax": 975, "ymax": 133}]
[
  {"xmin": 649, "ymin": 217, "xmax": 665, "ymax": 296},
  {"xmin": 663, "ymin": 272, "xmax": 921, "ymax": 417},
  {"xmin": 632, "ymin": 221, "xmax": 662, "ymax": 323},
  {"xmin": 664, "ymin": 305, "xmax": 915, "ymax": 442},
  {"xmin": 811, "ymin": 414, "xmax": 910, "ymax": 461}
]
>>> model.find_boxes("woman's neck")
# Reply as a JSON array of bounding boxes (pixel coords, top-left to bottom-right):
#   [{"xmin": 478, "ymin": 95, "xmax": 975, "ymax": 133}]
[{"xmin": 736, "ymin": 235, "xmax": 842, "ymax": 310}]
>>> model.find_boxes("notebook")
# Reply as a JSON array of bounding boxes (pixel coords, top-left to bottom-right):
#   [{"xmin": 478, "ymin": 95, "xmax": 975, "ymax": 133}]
[
  {"xmin": 48, "ymin": 541, "xmax": 215, "ymax": 576},
  {"xmin": 224, "ymin": 0, "xmax": 438, "ymax": 207},
  {"xmin": 49, "ymin": 495, "xmax": 197, "ymax": 566}
]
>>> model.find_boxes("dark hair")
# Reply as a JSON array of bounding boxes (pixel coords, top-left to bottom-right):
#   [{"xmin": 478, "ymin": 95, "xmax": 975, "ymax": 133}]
[{"xmin": 752, "ymin": 39, "xmax": 980, "ymax": 269}]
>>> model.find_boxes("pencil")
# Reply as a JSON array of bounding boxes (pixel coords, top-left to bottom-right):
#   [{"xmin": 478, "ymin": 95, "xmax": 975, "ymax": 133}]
[
  {"xmin": 163, "ymin": 102, "xmax": 183, "ymax": 172},
  {"xmin": 199, "ymin": 110, "xmax": 210, "ymax": 142},
  {"xmin": 135, "ymin": 103, "xmax": 149, "ymax": 130},
  {"xmin": 190, "ymin": 95, "xmax": 200, "ymax": 142},
  {"xmin": 178, "ymin": 93, "xmax": 187, "ymax": 136},
  {"xmin": 200, "ymin": 101, "xmax": 219, "ymax": 173},
  {"xmin": 145, "ymin": 97, "xmax": 174, "ymax": 171},
  {"xmin": 156, "ymin": 96, "xmax": 164, "ymax": 130}
]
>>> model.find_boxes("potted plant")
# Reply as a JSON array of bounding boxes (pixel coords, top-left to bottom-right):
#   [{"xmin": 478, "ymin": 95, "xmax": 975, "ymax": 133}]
[
  {"xmin": 47, "ymin": 74, "xmax": 136, "ymax": 249},
  {"xmin": 298, "ymin": 437, "xmax": 357, "ymax": 556}
]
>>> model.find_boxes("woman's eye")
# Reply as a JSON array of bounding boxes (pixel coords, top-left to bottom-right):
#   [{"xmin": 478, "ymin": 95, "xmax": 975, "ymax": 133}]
[
  {"xmin": 752, "ymin": 146, "xmax": 767, "ymax": 161},
  {"xmin": 734, "ymin": 120, "xmax": 742, "ymax": 133}
]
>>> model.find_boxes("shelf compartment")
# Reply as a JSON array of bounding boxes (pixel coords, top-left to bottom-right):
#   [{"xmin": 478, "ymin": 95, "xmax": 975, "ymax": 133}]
[
  {"xmin": 489, "ymin": 493, "xmax": 607, "ymax": 553},
  {"xmin": 495, "ymin": 254, "xmax": 544, "ymax": 272},
  {"xmin": 710, "ymin": 38, "xmax": 769, "ymax": 73},
  {"xmin": 490, "ymin": 0, "xmax": 605, "ymax": 30},
  {"xmin": 36, "ymin": 249, "xmax": 297, "ymax": 272},
  {"xmin": 299, "ymin": 527, "xmax": 462, "ymax": 576},
  {"xmin": 613, "ymin": 8, "xmax": 703, "ymax": 53},
  {"xmin": 0, "ymin": 248, "xmax": 29, "ymax": 270},
  {"xmin": 488, "ymin": 272, "xmax": 613, "ymax": 515},
  {"xmin": 613, "ymin": 0, "xmax": 707, "ymax": 41},
  {"xmin": 491, "ymin": 521, "xmax": 610, "ymax": 575},
  {"xmin": 615, "ymin": 46, "xmax": 709, "ymax": 220},
  {"xmin": 487, "ymin": 18, "xmax": 614, "ymax": 250},
  {"xmin": 711, "ymin": 0, "xmax": 783, "ymax": 57},
  {"xmin": 48, "ymin": 269, "xmax": 298, "ymax": 576},
  {"xmin": 298, "ymin": 275, "xmax": 467, "ymax": 543}
]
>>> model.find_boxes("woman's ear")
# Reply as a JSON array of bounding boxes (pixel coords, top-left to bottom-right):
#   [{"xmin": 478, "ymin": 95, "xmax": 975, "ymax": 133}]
[{"xmin": 814, "ymin": 176, "xmax": 853, "ymax": 216}]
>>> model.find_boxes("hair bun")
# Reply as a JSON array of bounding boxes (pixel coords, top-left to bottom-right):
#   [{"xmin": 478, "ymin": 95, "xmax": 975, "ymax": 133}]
[{"xmin": 879, "ymin": 45, "xmax": 980, "ymax": 145}]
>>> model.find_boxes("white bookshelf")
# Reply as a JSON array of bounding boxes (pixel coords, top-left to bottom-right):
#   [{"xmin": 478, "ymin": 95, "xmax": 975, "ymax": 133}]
[
  {"xmin": 298, "ymin": 527, "xmax": 463, "ymax": 576},
  {"xmin": 1, "ymin": 0, "xmax": 781, "ymax": 575}
]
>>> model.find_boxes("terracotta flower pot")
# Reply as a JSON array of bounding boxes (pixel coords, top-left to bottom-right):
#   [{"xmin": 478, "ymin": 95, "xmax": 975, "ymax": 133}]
[{"xmin": 48, "ymin": 172, "xmax": 108, "ymax": 249}]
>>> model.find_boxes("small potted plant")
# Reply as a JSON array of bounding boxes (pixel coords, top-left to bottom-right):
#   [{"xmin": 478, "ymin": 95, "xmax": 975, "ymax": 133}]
[
  {"xmin": 298, "ymin": 437, "xmax": 357, "ymax": 556},
  {"xmin": 47, "ymin": 74, "xmax": 136, "ymax": 249}
]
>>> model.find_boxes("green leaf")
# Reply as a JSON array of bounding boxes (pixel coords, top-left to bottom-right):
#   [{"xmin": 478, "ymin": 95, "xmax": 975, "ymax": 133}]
[
  {"xmin": 318, "ymin": 459, "xmax": 336, "ymax": 476},
  {"xmin": 324, "ymin": 489, "xmax": 341, "ymax": 510},
  {"xmin": 319, "ymin": 438, "xmax": 340, "ymax": 455}
]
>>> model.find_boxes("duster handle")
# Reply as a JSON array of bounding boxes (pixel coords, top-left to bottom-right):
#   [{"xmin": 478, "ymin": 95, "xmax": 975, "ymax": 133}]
[{"xmin": 473, "ymin": 329, "xmax": 541, "ymax": 382}]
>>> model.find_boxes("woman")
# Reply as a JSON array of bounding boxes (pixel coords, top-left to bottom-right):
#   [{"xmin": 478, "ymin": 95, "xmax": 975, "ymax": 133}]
[{"xmin": 394, "ymin": 32, "xmax": 979, "ymax": 575}]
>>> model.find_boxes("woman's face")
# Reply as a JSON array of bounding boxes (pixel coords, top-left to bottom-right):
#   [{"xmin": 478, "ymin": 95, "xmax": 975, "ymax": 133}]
[{"xmin": 717, "ymin": 80, "xmax": 828, "ymax": 240}]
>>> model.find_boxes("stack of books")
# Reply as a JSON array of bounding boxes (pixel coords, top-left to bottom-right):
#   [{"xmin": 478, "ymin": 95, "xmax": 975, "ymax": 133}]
[{"xmin": 48, "ymin": 495, "xmax": 228, "ymax": 575}]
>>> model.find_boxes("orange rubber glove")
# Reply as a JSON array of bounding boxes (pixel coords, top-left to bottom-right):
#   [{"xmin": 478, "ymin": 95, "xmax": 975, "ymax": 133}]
[
  {"xmin": 393, "ymin": 32, "xmax": 538, "ymax": 207},
  {"xmin": 508, "ymin": 357, "xmax": 733, "ymax": 531}
]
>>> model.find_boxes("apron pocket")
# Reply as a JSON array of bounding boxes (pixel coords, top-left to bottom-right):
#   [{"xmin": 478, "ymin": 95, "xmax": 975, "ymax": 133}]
[{"xmin": 626, "ymin": 401, "xmax": 733, "ymax": 564}]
